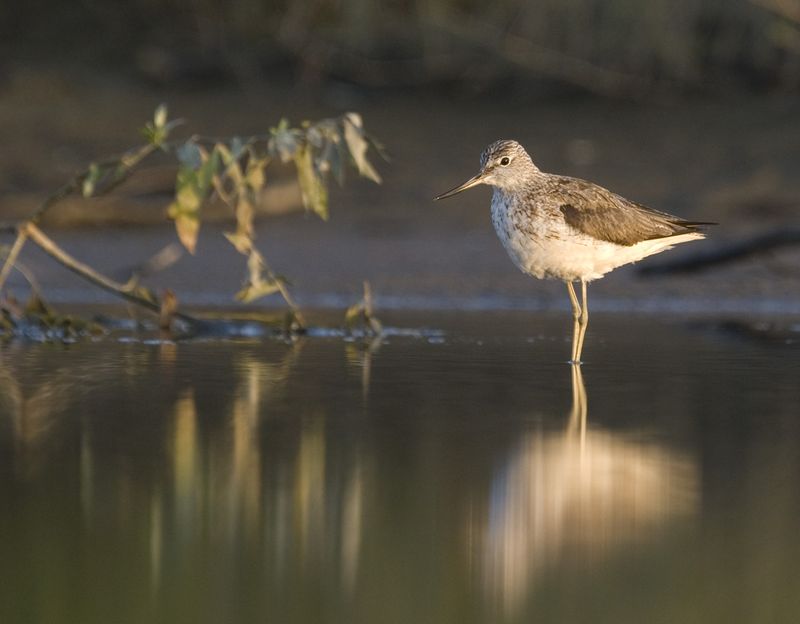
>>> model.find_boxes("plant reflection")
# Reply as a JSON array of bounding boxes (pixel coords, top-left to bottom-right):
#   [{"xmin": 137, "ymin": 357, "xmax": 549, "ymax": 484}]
[
  {"xmin": 472, "ymin": 364, "xmax": 698, "ymax": 615},
  {"xmin": 150, "ymin": 341, "xmax": 368, "ymax": 598},
  {"xmin": 0, "ymin": 339, "xmax": 370, "ymax": 614},
  {"xmin": 345, "ymin": 335, "xmax": 383, "ymax": 403}
]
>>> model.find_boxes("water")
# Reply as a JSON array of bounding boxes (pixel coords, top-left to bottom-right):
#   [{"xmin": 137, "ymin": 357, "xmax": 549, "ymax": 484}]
[{"xmin": 1, "ymin": 311, "xmax": 798, "ymax": 624}]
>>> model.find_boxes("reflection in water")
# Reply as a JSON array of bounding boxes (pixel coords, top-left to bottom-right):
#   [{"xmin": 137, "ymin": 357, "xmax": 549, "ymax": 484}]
[
  {"xmin": 473, "ymin": 365, "xmax": 698, "ymax": 615},
  {"xmin": 345, "ymin": 335, "xmax": 383, "ymax": 403},
  {"xmin": 2, "ymin": 318, "xmax": 797, "ymax": 624},
  {"xmin": 0, "ymin": 340, "xmax": 370, "ymax": 622},
  {"xmin": 154, "ymin": 344, "xmax": 367, "ymax": 599}
]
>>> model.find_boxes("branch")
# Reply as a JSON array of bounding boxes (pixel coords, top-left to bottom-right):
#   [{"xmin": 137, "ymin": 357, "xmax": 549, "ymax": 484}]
[
  {"xmin": 0, "ymin": 230, "xmax": 29, "ymax": 292},
  {"xmin": 21, "ymin": 222, "xmax": 199, "ymax": 325},
  {"xmin": 256, "ymin": 254, "xmax": 306, "ymax": 329},
  {"xmin": 32, "ymin": 143, "xmax": 164, "ymax": 223}
]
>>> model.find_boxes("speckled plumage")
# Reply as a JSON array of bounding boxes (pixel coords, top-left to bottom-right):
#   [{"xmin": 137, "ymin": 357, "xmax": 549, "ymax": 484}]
[
  {"xmin": 436, "ymin": 139, "xmax": 712, "ymax": 362},
  {"xmin": 476, "ymin": 140, "xmax": 707, "ymax": 281}
]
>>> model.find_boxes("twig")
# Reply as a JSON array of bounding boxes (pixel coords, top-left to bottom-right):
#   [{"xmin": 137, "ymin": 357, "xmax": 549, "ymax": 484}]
[
  {"xmin": 0, "ymin": 230, "xmax": 29, "ymax": 292},
  {"xmin": 34, "ymin": 143, "xmax": 162, "ymax": 223},
  {"xmin": 260, "ymin": 258, "xmax": 306, "ymax": 328},
  {"xmin": 344, "ymin": 281, "xmax": 382, "ymax": 335},
  {"xmin": 21, "ymin": 222, "xmax": 198, "ymax": 325},
  {"xmin": 7, "ymin": 259, "xmax": 45, "ymax": 299}
]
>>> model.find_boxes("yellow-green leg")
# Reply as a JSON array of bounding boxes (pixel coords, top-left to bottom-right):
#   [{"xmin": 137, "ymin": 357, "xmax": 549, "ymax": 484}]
[
  {"xmin": 566, "ymin": 280, "xmax": 590, "ymax": 364},
  {"xmin": 574, "ymin": 280, "xmax": 589, "ymax": 363},
  {"xmin": 566, "ymin": 281, "xmax": 581, "ymax": 364}
]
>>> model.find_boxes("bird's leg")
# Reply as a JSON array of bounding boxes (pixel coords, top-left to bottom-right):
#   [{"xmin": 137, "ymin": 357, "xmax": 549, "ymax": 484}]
[
  {"xmin": 574, "ymin": 280, "xmax": 590, "ymax": 364},
  {"xmin": 566, "ymin": 281, "xmax": 582, "ymax": 364}
]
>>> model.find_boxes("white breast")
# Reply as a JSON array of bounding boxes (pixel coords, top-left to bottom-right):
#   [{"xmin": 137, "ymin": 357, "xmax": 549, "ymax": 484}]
[{"xmin": 490, "ymin": 191, "xmax": 703, "ymax": 282}]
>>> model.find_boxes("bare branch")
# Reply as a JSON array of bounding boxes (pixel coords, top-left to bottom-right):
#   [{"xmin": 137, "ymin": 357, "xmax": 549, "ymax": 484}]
[
  {"xmin": 0, "ymin": 230, "xmax": 29, "ymax": 292},
  {"xmin": 22, "ymin": 222, "xmax": 198, "ymax": 325}
]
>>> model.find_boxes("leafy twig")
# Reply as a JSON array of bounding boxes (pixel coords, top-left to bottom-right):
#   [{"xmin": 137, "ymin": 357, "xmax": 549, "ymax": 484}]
[
  {"xmin": 1, "ymin": 105, "xmax": 383, "ymax": 326},
  {"xmin": 345, "ymin": 281, "xmax": 383, "ymax": 336}
]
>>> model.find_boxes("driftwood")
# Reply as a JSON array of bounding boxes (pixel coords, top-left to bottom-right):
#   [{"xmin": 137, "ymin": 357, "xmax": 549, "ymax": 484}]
[{"xmin": 639, "ymin": 227, "xmax": 800, "ymax": 276}]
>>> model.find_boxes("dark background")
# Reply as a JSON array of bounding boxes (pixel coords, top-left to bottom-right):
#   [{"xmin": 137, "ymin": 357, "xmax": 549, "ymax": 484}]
[{"xmin": 4, "ymin": 0, "xmax": 800, "ymax": 95}]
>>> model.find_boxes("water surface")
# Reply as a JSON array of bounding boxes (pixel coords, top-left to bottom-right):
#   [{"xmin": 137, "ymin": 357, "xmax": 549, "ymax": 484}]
[{"xmin": 1, "ymin": 312, "xmax": 798, "ymax": 623}]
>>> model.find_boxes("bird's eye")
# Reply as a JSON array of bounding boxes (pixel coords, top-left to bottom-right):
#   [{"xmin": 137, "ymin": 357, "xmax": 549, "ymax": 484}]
[{"xmin": 500, "ymin": 157, "xmax": 510, "ymax": 166}]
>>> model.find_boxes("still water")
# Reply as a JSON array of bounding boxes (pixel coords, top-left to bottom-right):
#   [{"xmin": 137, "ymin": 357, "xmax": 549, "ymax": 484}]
[{"xmin": 1, "ymin": 311, "xmax": 798, "ymax": 624}]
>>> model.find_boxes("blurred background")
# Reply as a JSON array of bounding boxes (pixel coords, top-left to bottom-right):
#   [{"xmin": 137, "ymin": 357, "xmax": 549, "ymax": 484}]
[
  {"xmin": 5, "ymin": 0, "xmax": 800, "ymax": 93},
  {"xmin": 1, "ymin": 0, "xmax": 799, "ymax": 310}
]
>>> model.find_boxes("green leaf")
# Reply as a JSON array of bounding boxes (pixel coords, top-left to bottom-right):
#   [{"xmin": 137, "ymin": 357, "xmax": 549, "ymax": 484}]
[
  {"xmin": 222, "ymin": 194, "xmax": 256, "ymax": 257},
  {"xmin": 170, "ymin": 210, "xmax": 200, "ymax": 254},
  {"xmin": 245, "ymin": 160, "xmax": 266, "ymax": 192},
  {"xmin": 142, "ymin": 124, "xmax": 164, "ymax": 147},
  {"xmin": 174, "ymin": 168, "xmax": 202, "ymax": 212},
  {"xmin": 177, "ymin": 141, "xmax": 202, "ymax": 169},
  {"xmin": 131, "ymin": 285, "xmax": 159, "ymax": 305},
  {"xmin": 342, "ymin": 112, "xmax": 382, "ymax": 184},
  {"xmin": 270, "ymin": 119, "xmax": 301, "ymax": 162},
  {"xmin": 215, "ymin": 142, "xmax": 235, "ymax": 168},
  {"xmin": 154, "ymin": 103, "xmax": 168, "ymax": 129},
  {"xmin": 223, "ymin": 231, "xmax": 251, "ymax": 254},
  {"xmin": 232, "ymin": 248, "xmax": 284, "ymax": 303},
  {"xmin": 229, "ymin": 136, "xmax": 245, "ymax": 160},
  {"xmin": 81, "ymin": 163, "xmax": 103, "ymax": 197},
  {"xmin": 235, "ymin": 195, "xmax": 255, "ymax": 238},
  {"xmin": 294, "ymin": 145, "xmax": 329, "ymax": 220},
  {"xmin": 235, "ymin": 280, "xmax": 281, "ymax": 303},
  {"xmin": 167, "ymin": 149, "xmax": 220, "ymax": 253},
  {"xmin": 344, "ymin": 301, "xmax": 364, "ymax": 328},
  {"xmin": 306, "ymin": 125, "xmax": 324, "ymax": 148},
  {"xmin": 141, "ymin": 105, "xmax": 183, "ymax": 147},
  {"xmin": 196, "ymin": 148, "xmax": 220, "ymax": 196},
  {"xmin": 320, "ymin": 137, "xmax": 346, "ymax": 186}
]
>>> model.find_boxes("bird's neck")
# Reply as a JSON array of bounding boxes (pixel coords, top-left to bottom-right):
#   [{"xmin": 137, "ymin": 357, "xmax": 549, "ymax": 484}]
[{"xmin": 493, "ymin": 168, "xmax": 544, "ymax": 198}]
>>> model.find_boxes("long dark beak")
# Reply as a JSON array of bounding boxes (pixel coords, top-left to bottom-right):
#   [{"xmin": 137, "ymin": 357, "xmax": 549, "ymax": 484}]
[{"xmin": 434, "ymin": 172, "xmax": 486, "ymax": 200}]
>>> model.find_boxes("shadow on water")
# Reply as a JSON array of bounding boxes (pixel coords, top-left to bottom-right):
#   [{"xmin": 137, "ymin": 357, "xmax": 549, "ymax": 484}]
[{"xmin": 0, "ymin": 312, "xmax": 799, "ymax": 623}]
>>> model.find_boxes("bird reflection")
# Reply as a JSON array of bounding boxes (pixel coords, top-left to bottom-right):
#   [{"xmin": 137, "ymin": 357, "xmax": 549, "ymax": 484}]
[{"xmin": 474, "ymin": 364, "xmax": 697, "ymax": 615}]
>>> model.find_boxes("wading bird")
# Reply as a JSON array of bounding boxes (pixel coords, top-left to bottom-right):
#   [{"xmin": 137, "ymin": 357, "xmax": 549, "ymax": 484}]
[{"xmin": 436, "ymin": 140, "xmax": 712, "ymax": 363}]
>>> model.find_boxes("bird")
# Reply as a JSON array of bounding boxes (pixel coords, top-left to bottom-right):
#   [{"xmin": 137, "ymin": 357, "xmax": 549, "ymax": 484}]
[{"xmin": 435, "ymin": 139, "xmax": 713, "ymax": 364}]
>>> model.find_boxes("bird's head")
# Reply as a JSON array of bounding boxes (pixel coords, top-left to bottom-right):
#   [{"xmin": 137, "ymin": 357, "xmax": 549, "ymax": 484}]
[{"xmin": 435, "ymin": 140, "xmax": 538, "ymax": 200}]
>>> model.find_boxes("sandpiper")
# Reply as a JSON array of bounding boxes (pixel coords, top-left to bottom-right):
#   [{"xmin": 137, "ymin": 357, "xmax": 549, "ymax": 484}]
[{"xmin": 435, "ymin": 139, "xmax": 712, "ymax": 363}]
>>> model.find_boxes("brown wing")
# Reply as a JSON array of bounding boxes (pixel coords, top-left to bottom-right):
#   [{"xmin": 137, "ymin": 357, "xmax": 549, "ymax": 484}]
[{"xmin": 552, "ymin": 176, "xmax": 709, "ymax": 246}]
